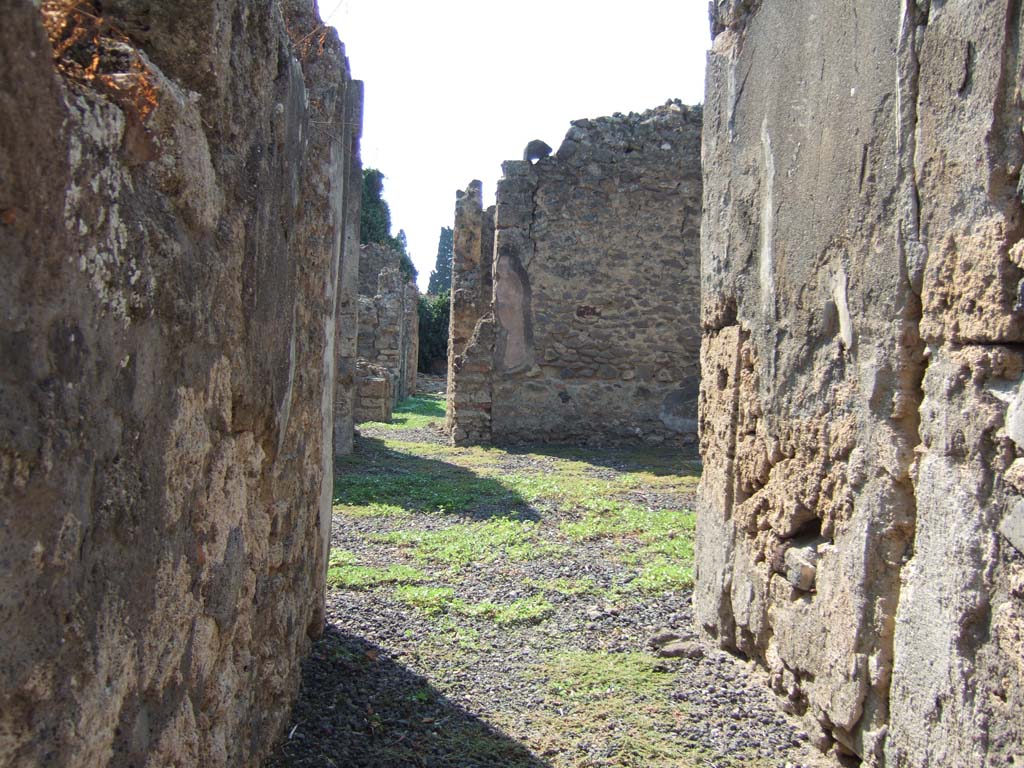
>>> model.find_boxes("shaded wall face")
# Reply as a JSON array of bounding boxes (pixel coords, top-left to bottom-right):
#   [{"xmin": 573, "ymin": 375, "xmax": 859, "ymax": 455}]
[
  {"xmin": 697, "ymin": 1, "xmax": 1024, "ymax": 765},
  {"xmin": 333, "ymin": 82, "xmax": 364, "ymax": 458},
  {"xmin": 446, "ymin": 181, "xmax": 495, "ymax": 441},
  {"xmin": 355, "ymin": 245, "xmax": 419, "ymax": 413},
  {"xmin": 0, "ymin": 2, "xmax": 359, "ymax": 766},
  {"xmin": 489, "ymin": 105, "xmax": 703, "ymax": 445}
]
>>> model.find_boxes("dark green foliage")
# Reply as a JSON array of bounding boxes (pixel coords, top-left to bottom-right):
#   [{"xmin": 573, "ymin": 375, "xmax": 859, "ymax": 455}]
[
  {"xmin": 396, "ymin": 230, "xmax": 417, "ymax": 281},
  {"xmin": 360, "ymin": 168, "xmax": 392, "ymax": 245},
  {"xmin": 361, "ymin": 168, "xmax": 417, "ymax": 280},
  {"xmin": 418, "ymin": 291, "xmax": 450, "ymax": 373},
  {"xmin": 427, "ymin": 226, "xmax": 454, "ymax": 294}
]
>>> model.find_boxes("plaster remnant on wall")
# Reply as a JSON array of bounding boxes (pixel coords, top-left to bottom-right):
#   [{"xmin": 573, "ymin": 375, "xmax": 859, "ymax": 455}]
[
  {"xmin": 759, "ymin": 115, "xmax": 775, "ymax": 318},
  {"xmin": 831, "ymin": 267, "xmax": 853, "ymax": 349}
]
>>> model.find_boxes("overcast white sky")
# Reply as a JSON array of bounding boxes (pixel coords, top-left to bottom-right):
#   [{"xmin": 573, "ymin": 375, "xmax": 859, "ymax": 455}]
[{"xmin": 324, "ymin": 0, "xmax": 711, "ymax": 290}]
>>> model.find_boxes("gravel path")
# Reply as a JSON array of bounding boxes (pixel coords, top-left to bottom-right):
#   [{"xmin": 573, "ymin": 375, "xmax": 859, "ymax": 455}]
[{"xmin": 265, "ymin": 402, "xmax": 831, "ymax": 768}]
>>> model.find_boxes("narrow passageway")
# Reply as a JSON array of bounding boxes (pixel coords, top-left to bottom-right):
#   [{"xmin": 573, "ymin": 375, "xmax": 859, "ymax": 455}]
[{"xmin": 267, "ymin": 394, "xmax": 826, "ymax": 768}]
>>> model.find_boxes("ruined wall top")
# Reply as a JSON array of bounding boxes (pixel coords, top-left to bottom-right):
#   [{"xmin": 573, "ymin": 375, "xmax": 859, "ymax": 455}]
[
  {"xmin": 553, "ymin": 100, "xmax": 702, "ymax": 170},
  {"xmin": 359, "ymin": 243, "xmax": 406, "ymax": 296}
]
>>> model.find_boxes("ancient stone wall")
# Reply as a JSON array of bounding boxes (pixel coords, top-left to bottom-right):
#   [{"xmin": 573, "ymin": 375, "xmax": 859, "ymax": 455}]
[
  {"xmin": 696, "ymin": 2, "xmax": 1024, "ymax": 765},
  {"xmin": 446, "ymin": 181, "xmax": 496, "ymax": 439},
  {"xmin": 0, "ymin": 2, "xmax": 360, "ymax": 766},
  {"xmin": 332, "ymin": 82, "xmax": 364, "ymax": 457},
  {"xmin": 354, "ymin": 244, "xmax": 418, "ymax": 422},
  {"xmin": 449, "ymin": 103, "xmax": 703, "ymax": 446},
  {"xmin": 353, "ymin": 360, "xmax": 393, "ymax": 424}
]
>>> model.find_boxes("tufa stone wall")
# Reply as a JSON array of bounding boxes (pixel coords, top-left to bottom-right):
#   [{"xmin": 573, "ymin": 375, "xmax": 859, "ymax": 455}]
[
  {"xmin": 446, "ymin": 181, "xmax": 496, "ymax": 440},
  {"xmin": 353, "ymin": 360, "xmax": 393, "ymax": 425},
  {"xmin": 449, "ymin": 102, "xmax": 703, "ymax": 446},
  {"xmin": 332, "ymin": 82, "xmax": 364, "ymax": 457},
  {"xmin": 354, "ymin": 244, "xmax": 418, "ymax": 422},
  {"xmin": 0, "ymin": 1, "xmax": 361, "ymax": 766},
  {"xmin": 697, "ymin": 1, "xmax": 1024, "ymax": 765}
]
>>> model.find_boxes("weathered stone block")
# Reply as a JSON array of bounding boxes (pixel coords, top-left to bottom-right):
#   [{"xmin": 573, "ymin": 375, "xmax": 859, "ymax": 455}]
[{"xmin": 0, "ymin": 2, "xmax": 360, "ymax": 765}]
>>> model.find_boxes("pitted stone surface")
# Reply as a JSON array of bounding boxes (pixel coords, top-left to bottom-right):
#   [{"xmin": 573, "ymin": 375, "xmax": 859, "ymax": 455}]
[
  {"xmin": 697, "ymin": 2, "xmax": 1024, "ymax": 765},
  {"xmin": 0, "ymin": 2, "xmax": 361, "ymax": 766}
]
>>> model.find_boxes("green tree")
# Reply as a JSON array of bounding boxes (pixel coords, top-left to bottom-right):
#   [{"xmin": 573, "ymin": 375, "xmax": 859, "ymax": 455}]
[
  {"xmin": 417, "ymin": 291, "xmax": 450, "ymax": 373},
  {"xmin": 427, "ymin": 226, "xmax": 453, "ymax": 295},
  {"xmin": 361, "ymin": 168, "xmax": 417, "ymax": 281},
  {"xmin": 360, "ymin": 168, "xmax": 392, "ymax": 245}
]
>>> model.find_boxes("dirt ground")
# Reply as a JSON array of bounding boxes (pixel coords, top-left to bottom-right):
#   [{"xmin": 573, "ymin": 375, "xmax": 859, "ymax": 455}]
[{"xmin": 265, "ymin": 395, "xmax": 829, "ymax": 768}]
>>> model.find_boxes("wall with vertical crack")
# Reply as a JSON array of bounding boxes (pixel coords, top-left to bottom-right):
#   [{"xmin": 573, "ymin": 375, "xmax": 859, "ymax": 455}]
[
  {"xmin": 0, "ymin": 1, "xmax": 361, "ymax": 765},
  {"xmin": 446, "ymin": 180, "xmax": 495, "ymax": 441},
  {"xmin": 697, "ymin": 1, "xmax": 1024, "ymax": 764},
  {"xmin": 449, "ymin": 103, "xmax": 703, "ymax": 446}
]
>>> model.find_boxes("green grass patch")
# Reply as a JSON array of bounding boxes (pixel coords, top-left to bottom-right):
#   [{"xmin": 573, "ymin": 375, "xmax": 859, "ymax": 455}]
[
  {"xmin": 336, "ymin": 468, "xmax": 514, "ymax": 514},
  {"xmin": 375, "ymin": 519, "xmax": 557, "ymax": 568},
  {"xmin": 628, "ymin": 557, "xmax": 694, "ymax": 593},
  {"xmin": 394, "ymin": 585, "xmax": 456, "ymax": 615},
  {"xmin": 328, "ymin": 549, "xmax": 358, "ymax": 568},
  {"xmin": 525, "ymin": 576, "xmax": 598, "ymax": 596},
  {"xmin": 363, "ymin": 394, "xmax": 446, "ymax": 430},
  {"xmin": 542, "ymin": 650, "xmax": 674, "ymax": 699},
  {"xmin": 456, "ymin": 594, "xmax": 554, "ymax": 626},
  {"xmin": 526, "ymin": 650, "xmax": 707, "ymax": 767},
  {"xmin": 327, "ymin": 563, "xmax": 428, "ymax": 590},
  {"xmin": 561, "ymin": 502, "xmax": 694, "ymax": 543},
  {"xmin": 396, "ymin": 586, "xmax": 553, "ymax": 626},
  {"xmin": 334, "ymin": 501, "xmax": 410, "ymax": 518}
]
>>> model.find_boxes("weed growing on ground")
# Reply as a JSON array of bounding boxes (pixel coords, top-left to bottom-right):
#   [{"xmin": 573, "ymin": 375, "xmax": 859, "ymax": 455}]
[
  {"xmin": 525, "ymin": 650, "xmax": 698, "ymax": 767},
  {"xmin": 362, "ymin": 393, "xmax": 446, "ymax": 430},
  {"xmin": 327, "ymin": 563, "xmax": 427, "ymax": 590},
  {"xmin": 335, "ymin": 466, "xmax": 516, "ymax": 515},
  {"xmin": 334, "ymin": 501, "xmax": 410, "ymax": 518},
  {"xmin": 525, "ymin": 576, "xmax": 598, "ymax": 596},
  {"xmin": 456, "ymin": 594, "xmax": 554, "ymax": 625},
  {"xmin": 394, "ymin": 585, "xmax": 455, "ymax": 615},
  {"xmin": 561, "ymin": 501, "xmax": 694, "ymax": 545},
  {"xmin": 374, "ymin": 518, "xmax": 560, "ymax": 568},
  {"xmin": 628, "ymin": 557, "xmax": 694, "ymax": 592},
  {"xmin": 395, "ymin": 586, "xmax": 554, "ymax": 627},
  {"xmin": 328, "ymin": 549, "xmax": 358, "ymax": 568}
]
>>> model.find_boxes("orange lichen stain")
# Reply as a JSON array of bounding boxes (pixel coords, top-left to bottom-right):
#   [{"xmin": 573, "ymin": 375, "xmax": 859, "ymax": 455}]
[{"xmin": 40, "ymin": 0, "xmax": 160, "ymax": 126}]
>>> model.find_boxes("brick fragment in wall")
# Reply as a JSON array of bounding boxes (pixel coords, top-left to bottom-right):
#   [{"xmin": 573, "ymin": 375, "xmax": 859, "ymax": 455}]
[
  {"xmin": 448, "ymin": 101, "xmax": 703, "ymax": 446},
  {"xmin": 697, "ymin": 1, "xmax": 1024, "ymax": 765},
  {"xmin": 0, "ymin": 1, "xmax": 362, "ymax": 765}
]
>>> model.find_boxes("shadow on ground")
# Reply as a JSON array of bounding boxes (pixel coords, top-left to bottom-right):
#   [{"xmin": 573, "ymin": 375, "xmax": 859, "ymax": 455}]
[
  {"xmin": 505, "ymin": 442, "xmax": 702, "ymax": 478},
  {"xmin": 335, "ymin": 436, "xmax": 541, "ymax": 521},
  {"xmin": 264, "ymin": 624, "xmax": 551, "ymax": 768}
]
